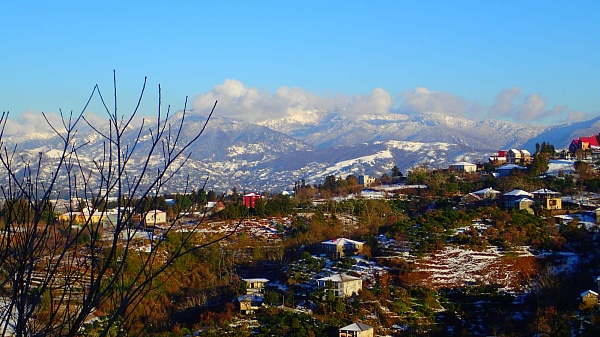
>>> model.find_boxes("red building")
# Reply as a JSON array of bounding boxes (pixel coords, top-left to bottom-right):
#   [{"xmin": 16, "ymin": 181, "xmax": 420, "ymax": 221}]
[
  {"xmin": 243, "ymin": 193, "xmax": 261, "ymax": 208},
  {"xmin": 569, "ymin": 135, "xmax": 600, "ymax": 153}
]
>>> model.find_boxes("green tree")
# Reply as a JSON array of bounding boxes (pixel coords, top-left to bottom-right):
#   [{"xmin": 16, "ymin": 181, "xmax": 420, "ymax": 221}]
[
  {"xmin": 207, "ymin": 189, "xmax": 218, "ymax": 202},
  {"xmin": 529, "ymin": 152, "xmax": 550, "ymax": 176}
]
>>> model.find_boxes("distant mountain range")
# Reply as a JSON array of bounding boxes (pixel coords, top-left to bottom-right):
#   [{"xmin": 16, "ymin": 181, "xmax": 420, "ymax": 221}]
[{"xmin": 3, "ymin": 109, "xmax": 599, "ymax": 193}]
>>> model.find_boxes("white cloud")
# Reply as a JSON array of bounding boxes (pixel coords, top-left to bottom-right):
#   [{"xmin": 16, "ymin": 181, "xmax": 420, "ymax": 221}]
[
  {"xmin": 396, "ymin": 86, "xmax": 593, "ymax": 125},
  {"xmin": 192, "ymin": 79, "xmax": 393, "ymax": 122},
  {"xmin": 489, "ymin": 87, "xmax": 522, "ymax": 118},
  {"xmin": 343, "ymin": 88, "xmax": 392, "ymax": 117},
  {"xmin": 565, "ymin": 110, "xmax": 592, "ymax": 123},
  {"xmin": 399, "ymin": 87, "xmax": 482, "ymax": 119},
  {"xmin": 486, "ymin": 87, "xmax": 575, "ymax": 123},
  {"xmin": 10, "ymin": 81, "xmax": 586, "ymax": 136},
  {"xmin": 3, "ymin": 110, "xmax": 109, "ymax": 137},
  {"xmin": 3, "ymin": 110, "xmax": 58, "ymax": 136}
]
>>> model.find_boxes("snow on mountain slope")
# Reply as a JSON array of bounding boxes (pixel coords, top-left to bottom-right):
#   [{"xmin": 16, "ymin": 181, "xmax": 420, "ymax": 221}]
[
  {"xmin": 522, "ymin": 115, "xmax": 600, "ymax": 150},
  {"xmin": 0, "ymin": 108, "xmax": 596, "ymax": 192},
  {"xmin": 261, "ymin": 110, "xmax": 547, "ymax": 151}
]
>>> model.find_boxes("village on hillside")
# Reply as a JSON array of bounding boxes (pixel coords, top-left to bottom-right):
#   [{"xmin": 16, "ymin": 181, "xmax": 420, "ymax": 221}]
[{"xmin": 4, "ymin": 136, "xmax": 600, "ymax": 337}]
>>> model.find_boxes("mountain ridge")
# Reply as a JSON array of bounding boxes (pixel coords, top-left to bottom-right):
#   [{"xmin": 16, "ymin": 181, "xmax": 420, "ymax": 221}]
[{"xmin": 0, "ymin": 111, "xmax": 596, "ymax": 192}]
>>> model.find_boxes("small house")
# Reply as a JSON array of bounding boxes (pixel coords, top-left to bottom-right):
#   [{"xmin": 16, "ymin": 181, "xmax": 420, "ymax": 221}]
[
  {"xmin": 205, "ymin": 201, "xmax": 225, "ymax": 213},
  {"xmin": 513, "ymin": 198, "xmax": 534, "ymax": 214},
  {"xmin": 243, "ymin": 193, "xmax": 261, "ymax": 208},
  {"xmin": 242, "ymin": 278, "xmax": 269, "ymax": 294},
  {"xmin": 238, "ymin": 293, "xmax": 264, "ymax": 314},
  {"xmin": 471, "ymin": 187, "xmax": 501, "ymax": 200},
  {"xmin": 503, "ymin": 189, "xmax": 534, "ymax": 211},
  {"xmin": 58, "ymin": 207, "xmax": 105, "ymax": 225},
  {"xmin": 358, "ymin": 175, "xmax": 376, "ymax": 187},
  {"xmin": 144, "ymin": 210, "xmax": 167, "ymax": 225},
  {"xmin": 581, "ymin": 290, "xmax": 599, "ymax": 309},
  {"xmin": 317, "ymin": 273, "xmax": 362, "ymax": 298},
  {"xmin": 489, "ymin": 150, "xmax": 508, "ymax": 164},
  {"xmin": 449, "ymin": 162, "xmax": 477, "ymax": 173},
  {"xmin": 339, "ymin": 322, "xmax": 374, "ymax": 337},
  {"xmin": 531, "ymin": 189, "xmax": 562, "ymax": 210},
  {"xmin": 321, "ymin": 238, "xmax": 364, "ymax": 259},
  {"xmin": 496, "ymin": 164, "xmax": 527, "ymax": 177}
]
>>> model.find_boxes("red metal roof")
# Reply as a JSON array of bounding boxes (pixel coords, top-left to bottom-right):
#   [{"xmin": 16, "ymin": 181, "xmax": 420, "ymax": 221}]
[{"xmin": 580, "ymin": 136, "xmax": 599, "ymax": 146}]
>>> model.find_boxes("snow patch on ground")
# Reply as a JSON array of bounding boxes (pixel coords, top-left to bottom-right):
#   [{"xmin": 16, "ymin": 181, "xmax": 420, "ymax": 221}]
[
  {"xmin": 546, "ymin": 159, "xmax": 575, "ymax": 176},
  {"xmin": 411, "ymin": 246, "xmax": 535, "ymax": 290}
]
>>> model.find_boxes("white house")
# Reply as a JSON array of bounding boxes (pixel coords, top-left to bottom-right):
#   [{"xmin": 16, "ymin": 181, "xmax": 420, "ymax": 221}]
[
  {"xmin": 358, "ymin": 175, "xmax": 376, "ymax": 187},
  {"xmin": 317, "ymin": 273, "xmax": 362, "ymax": 298},
  {"xmin": 506, "ymin": 149, "xmax": 532, "ymax": 165},
  {"xmin": 471, "ymin": 187, "xmax": 501, "ymax": 199},
  {"xmin": 242, "ymin": 278, "xmax": 269, "ymax": 294},
  {"xmin": 339, "ymin": 322, "xmax": 374, "ymax": 337},
  {"xmin": 145, "ymin": 210, "xmax": 167, "ymax": 225},
  {"xmin": 449, "ymin": 162, "xmax": 477, "ymax": 173}
]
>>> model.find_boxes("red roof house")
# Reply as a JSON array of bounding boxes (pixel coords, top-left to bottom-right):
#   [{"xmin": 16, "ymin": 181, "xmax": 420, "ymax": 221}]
[{"xmin": 570, "ymin": 135, "xmax": 599, "ymax": 152}]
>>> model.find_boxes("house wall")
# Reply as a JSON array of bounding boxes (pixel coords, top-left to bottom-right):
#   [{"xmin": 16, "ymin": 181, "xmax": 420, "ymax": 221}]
[
  {"xmin": 239, "ymin": 300, "xmax": 259, "ymax": 314},
  {"xmin": 322, "ymin": 241, "xmax": 364, "ymax": 259},
  {"xmin": 59, "ymin": 213, "xmax": 105, "ymax": 225},
  {"xmin": 245, "ymin": 281, "xmax": 267, "ymax": 293},
  {"xmin": 517, "ymin": 200, "xmax": 534, "ymax": 214},
  {"xmin": 346, "ymin": 242, "xmax": 364, "ymax": 255},
  {"xmin": 450, "ymin": 164, "xmax": 476, "ymax": 173},
  {"xmin": 243, "ymin": 194, "xmax": 261, "ymax": 208},
  {"xmin": 238, "ymin": 294, "xmax": 263, "ymax": 314},
  {"xmin": 145, "ymin": 211, "xmax": 167, "ymax": 224},
  {"xmin": 544, "ymin": 197, "xmax": 562, "ymax": 210},
  {"xmin": 358, "ymin": 175, "xmax": 376, "ymax": 187},
  {"xmin": 339, "ymin": 279, "xmax": 362, "ymax": 297},
  {"xmin": 582, "ymin": 293, "xmax": 598, "ymax": 308}
]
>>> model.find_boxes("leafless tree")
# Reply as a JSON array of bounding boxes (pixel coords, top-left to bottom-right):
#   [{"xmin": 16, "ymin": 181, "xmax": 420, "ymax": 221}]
[{"xmin": 0, "ymin": 72, "xmax": 240, "ymax": 336}]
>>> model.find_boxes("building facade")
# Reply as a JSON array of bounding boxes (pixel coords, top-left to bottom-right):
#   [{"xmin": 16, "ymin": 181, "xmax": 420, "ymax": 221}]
[
  {"xmin": 321, "ymin": 238, "xmax": 364, "ymax": 259},
  {"xmin": 317, "ymin": 273, "xmax": 362, "ymax": 298}
]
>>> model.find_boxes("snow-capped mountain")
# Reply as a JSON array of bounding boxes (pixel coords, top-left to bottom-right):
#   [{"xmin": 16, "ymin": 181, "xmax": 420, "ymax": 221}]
[
  {"xmin": 0, "ymin": 110, "xmax": 596, "ymax": 192},
  {"xmin": 259, "ymin": 110, "xmax": 547, "ymax": 151}
]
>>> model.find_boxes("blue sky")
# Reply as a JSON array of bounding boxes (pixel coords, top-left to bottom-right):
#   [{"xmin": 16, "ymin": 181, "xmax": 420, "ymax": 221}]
[{"xmin": 1, "ymin": 1, "xmax": 599, "ymax": 132}]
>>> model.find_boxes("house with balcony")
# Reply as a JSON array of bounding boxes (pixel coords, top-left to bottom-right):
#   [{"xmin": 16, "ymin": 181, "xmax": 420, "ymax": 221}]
[
  {"xmin": 242, "ymin": 278, "xmax": 269, "ymax": 294},
  {"xmin": 317, "ymin": 273, "xmax": 362, "ymax": 298},
  {"xmin": 532, "ymin": 189, "xmax": 562, "ymax": 211},
  {"xmin": 503, "ymin": 189, "xmax": 535, "ymax": 213},
  {"xmin": 506, "ymin": 149, "xmax": 532, "ymax": 165}
]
